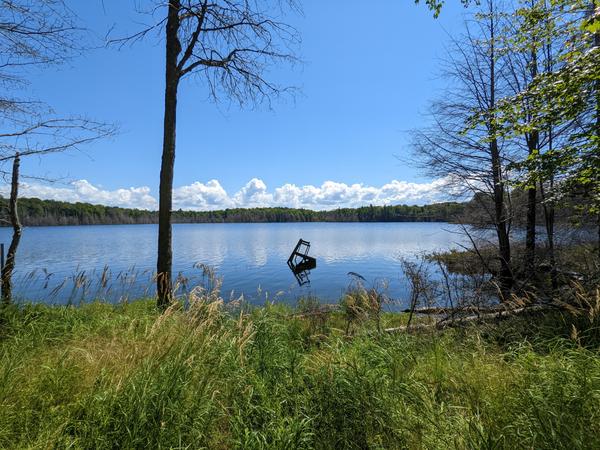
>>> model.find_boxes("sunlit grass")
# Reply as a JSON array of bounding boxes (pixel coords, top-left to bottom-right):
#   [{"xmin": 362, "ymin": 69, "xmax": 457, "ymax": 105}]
[{"xmin": 0, "ymin": 294, "xmax": 598, "ymax": 449}]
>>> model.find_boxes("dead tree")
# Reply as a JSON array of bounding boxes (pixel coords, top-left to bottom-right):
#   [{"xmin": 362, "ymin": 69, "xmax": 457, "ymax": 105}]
[
  {"xmin": 0, "ymin": 119, "xmax": 114, "ymax": 304},
  {"xmin": 412, "ymin": 0, "xmax": 515, "ymax": 297},
  {"xmin": 0, "ymin": 1, "xmax": 107, "ymax": 304},
  {"xmin": 0, "ymin": 2, "xmax": 114, "ymax": 304},
  {"xmin": 113, "ymin": 1, "xmax": 299, "ymax": 308},
  {"xmin": 1, "ymin": 153, "xmax": 20, "ymax": 304}
]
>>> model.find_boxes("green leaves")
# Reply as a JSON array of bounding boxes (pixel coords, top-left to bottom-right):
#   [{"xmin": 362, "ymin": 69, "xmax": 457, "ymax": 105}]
[
  {"xmin": 472, "ymin": 0, "xmax": 600, "ymax": 210},
  {"xmin": 415, "ymin": 0, "xmax": 476, "ymax": 18}
]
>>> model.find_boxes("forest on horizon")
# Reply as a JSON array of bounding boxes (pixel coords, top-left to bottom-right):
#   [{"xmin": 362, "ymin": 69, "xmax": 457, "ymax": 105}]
[
  {"xmin": 0, "ymin": 196, "xmax": 465, "ymax": 226},
  {"xmin": 0, "ymin": 190, "xmax": 591, "ymax": 227}
]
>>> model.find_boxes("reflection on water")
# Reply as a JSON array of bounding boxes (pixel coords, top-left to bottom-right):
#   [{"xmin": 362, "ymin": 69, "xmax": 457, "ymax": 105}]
[{"xmin": 0, "ymin": 222, "xmax": 469, "ymax": 307}]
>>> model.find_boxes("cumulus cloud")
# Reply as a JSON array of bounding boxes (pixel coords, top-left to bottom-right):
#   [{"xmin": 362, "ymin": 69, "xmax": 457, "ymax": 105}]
[
  {"xmin": 270, "ymin": 178, "xmax": 459, "ymax": 210},
  {"xmin": 233, "ymin": 178, "xmax": 272, "ymax": 207},
  {"xmin": 172, "ymin": 180, "xmax": 233, "ymax": 210},
  {"xmin": 0, "ymin": 177, "xmax": 460, "ymax": 211},
  {"xmin": 0, "ymin": 179, "xmax": 158, "ymax": 210}
]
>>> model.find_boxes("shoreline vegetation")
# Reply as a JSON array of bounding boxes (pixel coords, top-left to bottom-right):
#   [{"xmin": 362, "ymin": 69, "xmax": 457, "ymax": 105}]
[{"xmin": 0, "ymin": 291, "xmax": 598, "ymax": 448}]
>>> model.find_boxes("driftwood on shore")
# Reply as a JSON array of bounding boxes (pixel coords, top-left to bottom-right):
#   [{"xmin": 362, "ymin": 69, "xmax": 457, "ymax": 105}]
[
  {"xmin": 290, "ymin": 300, "xmax": 573, "ymax": 336},
  {"xmin": 401, "ymin": 305, "xmax": 510, "ymax": 315},
  {"xmin": 386, "ymin": 304, "xmax": 554, "ymax": 333}
]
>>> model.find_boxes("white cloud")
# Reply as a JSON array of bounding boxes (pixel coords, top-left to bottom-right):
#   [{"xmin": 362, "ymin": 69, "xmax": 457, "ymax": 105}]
[
  {"xmin": 0, "ymin": 179, "xmax": 158, "ymax": 210},
  {"xmin": 172, "ymin": 179, "xmax": 233, "ymax": 210},
  {"xmin": 233, "ymin": 178, "xmax": 273, "ymax": 207},
  {"xmin": 0, "ymin": 177, "xmax": 460, "ymax": 210},
  {"xmin": 269, "ymin": 178, "xmax": 458, "ymax": 210}
]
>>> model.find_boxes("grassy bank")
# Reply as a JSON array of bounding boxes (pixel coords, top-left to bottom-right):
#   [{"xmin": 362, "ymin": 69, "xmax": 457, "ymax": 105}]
[{"xmin": 0, "ymin": 297, "xmax": 599, "ymax": 449}]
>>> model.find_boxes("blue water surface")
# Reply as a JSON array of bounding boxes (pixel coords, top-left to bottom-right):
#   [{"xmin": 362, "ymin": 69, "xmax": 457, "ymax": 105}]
[{"xmin": 0, "ymin": 222, "xmax": 470, "ymax": 307}]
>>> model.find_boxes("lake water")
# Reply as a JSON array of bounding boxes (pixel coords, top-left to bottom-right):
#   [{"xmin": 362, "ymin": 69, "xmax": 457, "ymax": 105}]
[{"xmin": 0, "ymin": 222, "xmax": 470, "ymax": 308}]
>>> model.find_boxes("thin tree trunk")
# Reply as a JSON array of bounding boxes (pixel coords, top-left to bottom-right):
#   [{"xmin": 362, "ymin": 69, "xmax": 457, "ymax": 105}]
[
  {"xmin": 491, "ymin": 144, "xmax": 513, "ymax": 295},
  {"xmin": 488, "ymin": 3, "xmax": 513, "ymax": 296},
  {"xmin": 1, "ymin": 154, "xmax": 22, "ymax": 305},
  {"xmin": 157, "ymin": 0, "xmax": 182, "ymax": 309},
  {"xmin": 540, "ymin": 179, "xmax": 557, "ymax": 290},
  {"xmin": 524, "ymin": 125, "xmax": 539, "ymax": 275},
  {"xmin": 524, "ymin": 182, "xmax": 537, "ymax": 271},
  {"xmin": 541, "ymin": 0, "xmax": 557, "ymax": 291},
  {"xmin": 406, "ymin": 290, "xmax": 419, "ymax": 331},
  {"xmin": 524, "ymin": 22, "xmax": 540, "ymax": 275}
]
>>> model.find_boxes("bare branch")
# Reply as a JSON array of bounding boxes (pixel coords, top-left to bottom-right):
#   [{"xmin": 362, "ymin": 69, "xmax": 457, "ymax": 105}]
[
  {"xmin": 115, "ymin": 0, "xmax": 301, "ymax": 107},
  {"xmin": 0, "ymin": 117, "xmax": 117, "ymax": 164}
]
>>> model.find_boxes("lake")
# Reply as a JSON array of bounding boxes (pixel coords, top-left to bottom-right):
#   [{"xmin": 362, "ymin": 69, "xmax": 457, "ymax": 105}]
[{"xmin": 0, "ymin": 222, "xmax": 470, "ymax": 308}]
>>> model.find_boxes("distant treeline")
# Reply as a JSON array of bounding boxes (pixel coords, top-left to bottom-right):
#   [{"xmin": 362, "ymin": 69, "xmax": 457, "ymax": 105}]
[{"xmin": 0, "ymin": 197, "xmax": 466, "ymax": 226}]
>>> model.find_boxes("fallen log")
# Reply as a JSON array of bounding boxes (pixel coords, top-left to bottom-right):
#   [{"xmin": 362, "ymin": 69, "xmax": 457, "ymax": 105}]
[
  {"xmin": 385, "ymin": 304, "xmax": 554, "ymax": 333},
  {"xmin": 402, "ymin": 305, "xmax": 508, "ymax": 316}
]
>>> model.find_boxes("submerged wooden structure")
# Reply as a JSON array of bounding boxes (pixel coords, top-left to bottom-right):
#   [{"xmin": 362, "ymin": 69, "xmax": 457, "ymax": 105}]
[{"xmin": 287, "ymin": 239, "xmax": 317, "ymax": 285}]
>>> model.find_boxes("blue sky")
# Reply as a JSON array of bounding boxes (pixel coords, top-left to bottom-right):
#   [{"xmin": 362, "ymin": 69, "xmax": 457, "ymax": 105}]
[{"xmin": 14, "ymin": 0, "xmax": 468, "ymax": 210}]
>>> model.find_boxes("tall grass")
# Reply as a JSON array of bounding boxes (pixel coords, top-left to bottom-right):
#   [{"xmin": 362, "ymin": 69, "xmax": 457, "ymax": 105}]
[{"xmin": 0, "ymin": 291, "xmax": 598, "ymax": 449}]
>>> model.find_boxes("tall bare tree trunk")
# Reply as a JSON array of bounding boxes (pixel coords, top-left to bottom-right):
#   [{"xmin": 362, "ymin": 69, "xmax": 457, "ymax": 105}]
[
  {"xmin": 489, "ymin": 4, "xmax": 513, "ymax": 296},
  {"xmin": 157, "ymin": 0, "xmax": 182, "ymax": 309},
  {"xmin": 491, "ymin": 140, "xmax": 513, "ymax": 294},
  {"xmin": 1, "ymin": 153, "xmax": 22, "ymax": 305}
]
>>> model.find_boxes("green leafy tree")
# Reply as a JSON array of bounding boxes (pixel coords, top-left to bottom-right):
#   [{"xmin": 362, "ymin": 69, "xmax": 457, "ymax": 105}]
[{"xmin": 496, "ymin": 0, "xmax": 600, "ymax": 256}]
